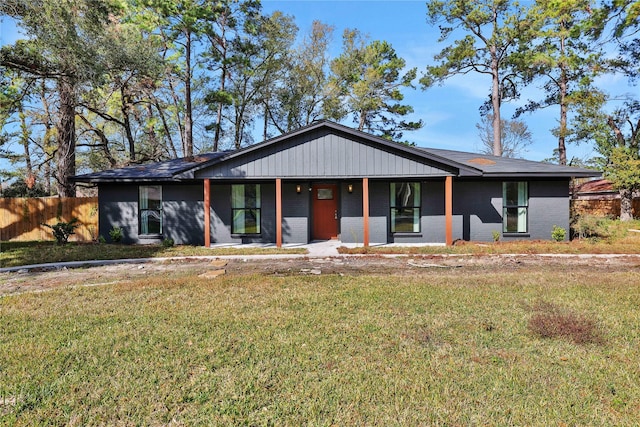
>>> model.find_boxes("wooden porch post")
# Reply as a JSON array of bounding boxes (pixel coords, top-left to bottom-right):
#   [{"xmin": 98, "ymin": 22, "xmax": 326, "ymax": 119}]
[
  {"xmin": 363, "ymin": 177, "xmax": 370, "ymax": 247},
  {"xmin": 204, "ymin": 178, "xmax": 211, "ymax": 247},
  {"xmin": 276, "ymin": 178, "xmax": 282, "ymax": 248},
  {"xmin": 445, "ymin": 176, "xmax": 453, "ymax": 246}
]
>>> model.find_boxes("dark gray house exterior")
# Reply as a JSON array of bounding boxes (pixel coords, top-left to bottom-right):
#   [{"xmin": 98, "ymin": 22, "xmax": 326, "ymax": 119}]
[{"xmin": 74, "ymin": 121, "xmax": 600, "ymax": 246}]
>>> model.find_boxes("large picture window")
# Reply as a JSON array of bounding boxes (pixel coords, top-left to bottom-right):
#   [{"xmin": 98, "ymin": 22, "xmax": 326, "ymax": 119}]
[
  {"xmin": 139, "ymin": 185, "xmax": 162, "ymax": 235},
  {"xmin": 390, "ymin": 182, "xmax": 421, "ymax": 233},
  {"xmin": 503, "ymin": 182, "xmax": 528, "ymax": 233},
  {"xmin": 232, "ymin": 184, "xmax": 261, "ymax": 234}
]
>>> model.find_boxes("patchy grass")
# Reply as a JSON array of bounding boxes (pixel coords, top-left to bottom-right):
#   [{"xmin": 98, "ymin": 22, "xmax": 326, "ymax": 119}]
[
  {"xmin": 1, "ymin": 268, "xmax": 639, "ymax": 425},
  {"xmin": 528, "ymin": 300, "xmax": 604, "ymax": 345},
  {"xmin": 0, "ymin": 241, "xmax": 306, "ymax": 268}
]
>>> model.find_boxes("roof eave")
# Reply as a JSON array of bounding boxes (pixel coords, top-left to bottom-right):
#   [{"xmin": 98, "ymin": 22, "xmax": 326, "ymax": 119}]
[
  {"xmin": 72, "ymin": 177, "xmax": 183, "ymax": 183},
  {"xmin": 481, "ymin": 171, "xmax": 602, "ymax": 179}
]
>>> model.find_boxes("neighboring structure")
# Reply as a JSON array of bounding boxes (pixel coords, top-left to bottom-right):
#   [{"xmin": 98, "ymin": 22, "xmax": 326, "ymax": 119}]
[
  {"xmin": 572, "ymin": 179, "xmax": 640, "ymax": 218},
  {"xmin": 74, "ymin": 121, "xmax": 600, "ymax": 246}
]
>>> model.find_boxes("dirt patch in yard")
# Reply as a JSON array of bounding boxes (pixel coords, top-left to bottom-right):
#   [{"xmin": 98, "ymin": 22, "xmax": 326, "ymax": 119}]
[{"xmin": 1, "ymin": 254, "xmax": 639, "ymax": 297}]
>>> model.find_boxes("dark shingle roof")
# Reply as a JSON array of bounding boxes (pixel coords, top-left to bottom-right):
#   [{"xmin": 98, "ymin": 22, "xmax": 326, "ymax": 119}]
[
  {"xmin": 419, "ymin": 148, "xmax": 599, "ymax": 178},
  {"xmin": 74, "ymin": 153, "xmax": 227, "ymax": 182}
]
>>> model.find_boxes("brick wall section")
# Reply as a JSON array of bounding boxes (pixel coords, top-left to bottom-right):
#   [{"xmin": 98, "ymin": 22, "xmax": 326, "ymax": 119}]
[
  {"xmin": 282, "ymin": 182, "xmax": 310, "ymax": 243},
  {"xmin": 529, "ymin": 180, "xmax": 570, "ymax": 240},
  {"xmin": 571, "ymin": 199, "xmax": 640, "ymax": 218}
]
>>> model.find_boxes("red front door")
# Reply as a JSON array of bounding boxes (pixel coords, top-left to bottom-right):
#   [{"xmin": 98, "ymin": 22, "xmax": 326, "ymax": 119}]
[{"xmin": 312, "ymin": 184, "xmax": 338, "ymax": 240}]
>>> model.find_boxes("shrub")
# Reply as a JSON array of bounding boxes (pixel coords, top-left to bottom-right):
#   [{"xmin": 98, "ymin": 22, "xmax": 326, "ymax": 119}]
[
  {"xmin": 162, "ymin": 238, "xmax": 174, "ymax": 248},
  {"xmin": 551, "ymin": 225, "xmax": 566, "ymax": 242},
  {"xmin": 571, "ymin": 215, "xmax": 625, "ymax": 241},
  {"xmin": 98, "ymin": 235, "xmax": 106, "ymax": 244},
  {"xmin": 492, "ymin": 230, "xmax": 500, "ymax": 242},
  {"xmin": 528, "ymin": 300, "xmax": 603, "ymax": 345},
  {"xmin": 109, "ymin": 226, "xmax": 123, "ymax": 243},
  {"xmin": 42, "ymin": 218, "xmax": 80, "ymax": 245}
]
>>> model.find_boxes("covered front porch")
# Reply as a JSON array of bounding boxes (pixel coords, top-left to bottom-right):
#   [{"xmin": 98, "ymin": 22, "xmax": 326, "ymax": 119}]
[{"xmin": 202, "ymin": 176, "xmax": 454, "ymax": 248}]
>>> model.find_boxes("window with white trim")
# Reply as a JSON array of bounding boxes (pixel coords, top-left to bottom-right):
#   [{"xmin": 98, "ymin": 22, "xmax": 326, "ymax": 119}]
[
  {"xmin": 390, "ymin": 182, "xmax": 421, "ymax": 233},
  {"xmin": 139, "ymin": 185, "xmax": 162, "ymax": 235},
  {"xmin": 503, "ymin": 182, "xmax": 528, "ymax": 233},
  {"xmin": 232, "ymin": 184, "xmax": 261, "ymax": 234}
]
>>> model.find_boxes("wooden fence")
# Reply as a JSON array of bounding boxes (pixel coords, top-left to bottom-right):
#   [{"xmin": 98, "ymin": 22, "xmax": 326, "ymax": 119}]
[
  {"xmin": 571, "ymin": 198, "xmax": 640, "ymax": 219},
  {"xmin": 0, "ymin": 197, "xmax": 99, "ymax": 242}
]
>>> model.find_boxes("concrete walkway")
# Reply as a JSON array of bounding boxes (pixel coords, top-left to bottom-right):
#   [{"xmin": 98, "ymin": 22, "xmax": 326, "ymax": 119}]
[
  {"xmin": 210, "ymin": 240, "xmax": 446, "ymax": 257},
  {"xmin": 211, "ymin": 240, "xmax": 353, "ymax": 257}
]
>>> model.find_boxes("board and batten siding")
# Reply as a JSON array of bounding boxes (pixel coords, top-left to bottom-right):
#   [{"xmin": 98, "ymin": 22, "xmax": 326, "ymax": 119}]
[{"xmin": 194, "ymin": 129, "xmax": 453, "ymax": 179}]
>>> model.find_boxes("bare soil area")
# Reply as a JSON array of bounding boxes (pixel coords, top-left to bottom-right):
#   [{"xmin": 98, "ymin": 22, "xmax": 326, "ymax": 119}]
[{"xmin": 2, "ymin": 254, "xmax": 639, "ymax": 297}]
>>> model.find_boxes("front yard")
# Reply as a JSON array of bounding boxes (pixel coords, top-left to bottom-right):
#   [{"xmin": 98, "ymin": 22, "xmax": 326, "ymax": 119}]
[
  {"xmin": 0, "ymin": 241, "xmax": 306, "ymax": 269},
  {"xmin": 2, "ymin": 218, "xmax": 639, "ymax": 268},
  {"xmin": 1, "ymin": 259, "xmax": 639, "ymax": 425}
]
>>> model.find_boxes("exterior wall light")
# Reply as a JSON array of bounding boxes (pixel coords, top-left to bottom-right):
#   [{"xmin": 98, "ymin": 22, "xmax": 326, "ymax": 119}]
[
  {"xmin": 296, "ymin": 184, "xmax": 301, "ymax": 194},
  {"xmin": 347, "ymin": 184, "xmax": 353, "ymax": 193}
]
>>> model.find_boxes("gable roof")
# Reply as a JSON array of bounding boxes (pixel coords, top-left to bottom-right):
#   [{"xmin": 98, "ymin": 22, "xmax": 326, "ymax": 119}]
[
  {"xmin": 74, "ymin": 120, "xmax": 601, "ymax": 183},
  {"xmin": 177, "ymin": 120, "xmax": 482, "ymax": 180}
]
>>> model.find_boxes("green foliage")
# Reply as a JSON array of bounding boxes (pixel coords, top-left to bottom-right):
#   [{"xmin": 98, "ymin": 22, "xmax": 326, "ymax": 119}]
[
  {"xmin": 513, "ymin": 0, "xmax": 602, "ymax": 165},
  {"xmin": 551, "ymin": 225, "xmax": 566, "ymax": 242},
  {"xmin": 162, "ymin": 237, "xmax": 174, "ymax": 248},
  {"xmin": 108, "ymin": 226, "xmax": 123, "ymax": 243},
  {"xmin": 0, "ymin": 177, "xmax": 48, "ymax": 197},
  {"xmin": 42, "ymin": 217, "xmax": 80, "ymax": 245},
  {"xmin": 571, "ymin": 215, "xmax": 626, "ymax": 241},
  {"xmin": 422, "ymin": 0, "xmax": 533, "ymax": 155},
  {"xmin": 98, "ymin": 235, "xmax": 107, "ymax": 244},
  {"xmin": 492, "ymin": 230, "xmax": 501, "ymax": 242},
  {"xmin": 328, "ymin": 29, "xmax": 423, "ymax": 141},
  {"xmin": 265, "ymin": 20, "xmax": 333, "ymax": 134},
  {"xmin": 605, "ymin": 145, "xmax": 640, "ymax": 192}
]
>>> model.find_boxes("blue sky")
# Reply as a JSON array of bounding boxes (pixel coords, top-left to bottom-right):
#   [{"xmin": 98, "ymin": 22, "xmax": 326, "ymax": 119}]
[
  {"xmin": 1, "ymin": 1, "xmax": 624, "ymax": 167},
  {"xmin": 261, "ymin": 0, "xmax": 616, "ymax": 163}
]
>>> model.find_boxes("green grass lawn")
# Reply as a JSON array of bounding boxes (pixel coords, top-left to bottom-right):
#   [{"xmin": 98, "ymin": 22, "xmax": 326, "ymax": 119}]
[
  {"xmin": 2, "ymin": 267, "xmax": 639, "ymax": 425},
  {"xmin": 0, "ymin": 241, "xmax": 307, "ymax": 268}
]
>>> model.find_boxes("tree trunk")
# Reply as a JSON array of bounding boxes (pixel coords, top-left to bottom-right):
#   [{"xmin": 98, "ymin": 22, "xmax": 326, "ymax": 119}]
[
  {"xmin": 40, "ymin": 81, "xmax": 54, "ymax": 195},
  {"xmin": 358, "ymin": 111, "xmax": 366, "ymax": 131},
  {"xmin": 213, "ymin": 17, "xmax": 228, "ymax": 152},
  {"xmin": 490, "ymin": 47, "xmax": 502, "ymax": 157},
  {"xmin": 145, "ymin": 104, "xmax": 161, "ymax": 160},
  {"xmin": 153, "ymin": 98, "xmax": 178, "ymax": 158},
  {"xmin": 263, "ymin": 103, "xmax": 269, "ymax": 141},
  {"xmin": 55, "ymin": 77, "xmax": 76, "ymax": 197},
  {"xmin": 19, "ymin": 111, "xmax": 33, "ymax": 178},
  {"xmin": 619, "ymin": 188, "xmax": 634, "ymax": 221},
  {"xmin": 557, "ymin": 35, "xmax": 568, "ymax": 165},
  {"xmin": 120, "ymin": 87, "xmax": 136, "ymax": 163},
  {"xmin": 184, "ymin": 29, "xmax": 193, "ymax": 158}
]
